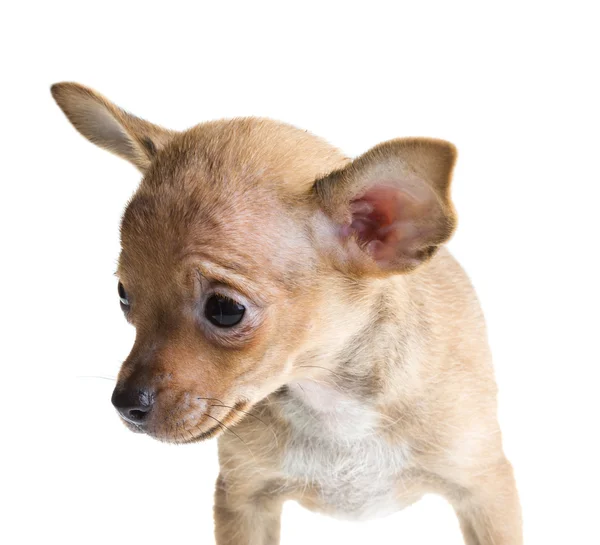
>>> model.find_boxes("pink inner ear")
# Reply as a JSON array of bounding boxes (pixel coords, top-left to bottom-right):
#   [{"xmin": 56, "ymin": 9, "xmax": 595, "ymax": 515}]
[{"xmin": 348, "ymin": 185, "xmax": 420, "ymax": 264}]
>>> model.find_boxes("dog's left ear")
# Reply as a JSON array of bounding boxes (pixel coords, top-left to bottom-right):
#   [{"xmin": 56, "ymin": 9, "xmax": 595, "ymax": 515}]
[{"xmin": 313, "ymin": 138, "xmax": 457, "ymax": 275}]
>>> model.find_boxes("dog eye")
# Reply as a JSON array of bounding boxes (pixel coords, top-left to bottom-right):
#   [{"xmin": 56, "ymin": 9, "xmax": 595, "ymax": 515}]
[
  {"xmin": 204, "ymin": 294, "xmax": 245, "ymax": 328},
  {"xmin": 118, "ymin": 282, "xmax": 130, "ymax": 308}
]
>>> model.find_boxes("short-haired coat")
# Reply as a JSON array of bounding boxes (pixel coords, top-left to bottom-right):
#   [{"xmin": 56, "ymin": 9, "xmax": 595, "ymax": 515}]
[{"xmin": 52, "ymin": 82, "xmax": 522, "ymax": 545}]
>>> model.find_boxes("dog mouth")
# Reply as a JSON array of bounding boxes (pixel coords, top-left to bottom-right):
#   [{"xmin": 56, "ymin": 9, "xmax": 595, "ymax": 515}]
[{"xmin": 119, "ymin": 400, "xmax": 250, "ymax": 444}]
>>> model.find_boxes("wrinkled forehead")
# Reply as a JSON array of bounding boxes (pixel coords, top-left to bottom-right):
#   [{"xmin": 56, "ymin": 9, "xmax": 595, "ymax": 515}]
[
  {"xmin": 116, "ymin": 118, "xmax": 346, "ymax": 297},
  {"xmin": 117, "ymin": 182, "xmax": 313, "ymax": 298}
]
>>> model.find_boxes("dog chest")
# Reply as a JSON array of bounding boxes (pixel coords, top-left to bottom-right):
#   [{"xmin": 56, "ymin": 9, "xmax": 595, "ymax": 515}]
[{"xmin": 279, "ymin": 381, "xmax": 411, "ymax": 520}]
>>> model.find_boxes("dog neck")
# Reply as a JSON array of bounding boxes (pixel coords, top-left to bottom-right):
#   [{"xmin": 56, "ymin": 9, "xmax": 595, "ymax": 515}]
[
  {"xmin": 277, "ymin": 273, "xmax": 421, "ymax": 439},
  {"xmin": 282, "ymin": 379, "xmax": 381, "ymax": 441}
]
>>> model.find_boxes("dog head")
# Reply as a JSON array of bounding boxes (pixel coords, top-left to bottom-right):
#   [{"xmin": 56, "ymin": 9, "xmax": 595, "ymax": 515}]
[{"xmin": 52, "ymin": 82, "xmax": 457, "ymax": 443}]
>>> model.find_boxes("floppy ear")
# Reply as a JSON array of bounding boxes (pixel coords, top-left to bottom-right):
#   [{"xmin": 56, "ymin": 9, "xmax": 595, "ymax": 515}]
[
  {"xmin": 50, "ymin": 82, "xmax": 175, "ymax": 172},
  {"xmin": 313, "ymin": 138, "xmax": 457, "ymax": 275}
]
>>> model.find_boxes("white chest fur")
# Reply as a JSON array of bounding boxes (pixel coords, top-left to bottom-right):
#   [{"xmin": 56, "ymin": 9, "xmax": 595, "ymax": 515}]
[{"xmin": 280, "ymin": 380, "xmax": 410, "ymax": 520}]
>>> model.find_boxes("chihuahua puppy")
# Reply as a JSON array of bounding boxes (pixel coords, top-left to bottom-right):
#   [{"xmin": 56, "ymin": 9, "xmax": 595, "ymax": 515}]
[{"xmin": 52, "ymin": 82, "xmax": 522, "ymax": 545}]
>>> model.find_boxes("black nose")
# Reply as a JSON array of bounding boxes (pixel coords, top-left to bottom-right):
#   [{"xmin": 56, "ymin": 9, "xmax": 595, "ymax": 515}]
[{"xmin": 111, "ymin": 386, "xmax": 155, "ymax": 425}]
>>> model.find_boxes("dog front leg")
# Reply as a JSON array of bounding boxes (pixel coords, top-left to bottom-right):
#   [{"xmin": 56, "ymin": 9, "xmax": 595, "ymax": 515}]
[
  {"xmin": 214, "ymin": 475, "xmax": 283, "ymax": 545},
  {"xmin": 452, "ymin": 459, "xmax": 523, "ymax": 545}
]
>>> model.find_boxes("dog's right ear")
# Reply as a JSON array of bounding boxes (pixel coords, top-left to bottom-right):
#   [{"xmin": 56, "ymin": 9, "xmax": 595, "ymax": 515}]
[{"xmin": 51, "ymin": 82, "xmax": 175, "ymax": 172}]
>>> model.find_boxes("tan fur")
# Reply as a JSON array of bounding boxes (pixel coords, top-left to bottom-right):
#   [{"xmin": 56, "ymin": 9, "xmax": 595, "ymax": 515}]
[{"xmin": 51, "ymin": 82, "xmax": 522, "ymax": 545}]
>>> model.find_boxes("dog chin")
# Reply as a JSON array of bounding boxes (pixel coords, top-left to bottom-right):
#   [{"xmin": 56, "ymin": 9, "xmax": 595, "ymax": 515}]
[
  {"xmin": 118, "ymin": 415, "xmax": 225, "ymax": 444},
  {"xmin": 149, "ymin": 424, "xmax": 225, "ymax": 445}
]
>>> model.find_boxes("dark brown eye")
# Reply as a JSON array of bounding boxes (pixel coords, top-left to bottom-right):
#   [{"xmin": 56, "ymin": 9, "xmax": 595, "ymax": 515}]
[
  {"xmin": 204, "ymin": 294, "xmax": 245, "ymax": 328},
  {"xmin": 118, "ymin": 282, "xmax": 130, "ymax": 308}
]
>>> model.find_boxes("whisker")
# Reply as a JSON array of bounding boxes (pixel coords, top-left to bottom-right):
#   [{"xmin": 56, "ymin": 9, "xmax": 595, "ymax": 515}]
[
  {"xmin": 196, "ymin": 396, "xmax": 226, "ymax": 404},
  {"xmin": 204, "ymin": 414, "xmax": 255, "ymax": 459},
  {"xmin": 209, "ymin": 404, "xmax": 264, "ymax": 425},
  {"xmin": 209, "ymin": 404, "xmax": 279, "ymax": 448},
  {"xmin": 76, "ymin": 375, "xmax": 117, "ymax": 381}
]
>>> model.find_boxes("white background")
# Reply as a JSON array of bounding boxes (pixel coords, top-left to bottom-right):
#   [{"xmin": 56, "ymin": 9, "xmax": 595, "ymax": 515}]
[{"xmin": 1, "ymin": 1, "xmax": 599, "ymax": 544}]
